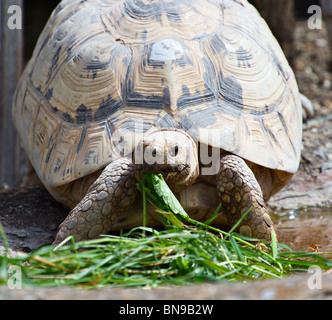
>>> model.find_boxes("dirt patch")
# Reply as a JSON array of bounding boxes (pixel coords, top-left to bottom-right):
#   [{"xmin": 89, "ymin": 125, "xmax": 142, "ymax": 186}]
[
  {"xmin": 0, "ymin": 187, "xmax": 67, "ymax": 252},
  {"xmin": 269, "ymin": 20, "xmax": 332, "ymax": 210}
]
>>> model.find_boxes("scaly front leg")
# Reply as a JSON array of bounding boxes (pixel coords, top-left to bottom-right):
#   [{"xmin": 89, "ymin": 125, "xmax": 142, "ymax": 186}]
[
  {"xmin": 53, "ymin": 158, "xmax": 137, "ymax": 245},
  {"xmin": 216, "ymin": 154, "xmax": 274, "ymax": 240}
]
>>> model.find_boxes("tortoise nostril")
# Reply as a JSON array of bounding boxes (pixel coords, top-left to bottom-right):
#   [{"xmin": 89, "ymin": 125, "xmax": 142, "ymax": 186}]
[{"xmin": 174, "ymin": 145, "xmax": 179, "ymax": 156}]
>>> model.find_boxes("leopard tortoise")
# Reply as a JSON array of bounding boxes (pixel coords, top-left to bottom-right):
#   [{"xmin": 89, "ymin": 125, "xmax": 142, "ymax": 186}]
[{"xmin": 12, "ymin": 0, "xmax": 303, "ymax": 245}]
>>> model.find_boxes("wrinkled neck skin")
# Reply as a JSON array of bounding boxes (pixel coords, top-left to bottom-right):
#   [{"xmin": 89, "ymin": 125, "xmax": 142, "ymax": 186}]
[{"xmin": 134, "ymin": 129, "xmax": 199, "ymax": 194}]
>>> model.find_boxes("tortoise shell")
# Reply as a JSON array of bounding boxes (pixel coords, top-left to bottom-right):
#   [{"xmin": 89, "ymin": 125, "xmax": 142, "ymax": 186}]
[{"xmin": 12, "ymin": 0, "xmax": 302, "ymax": 188}]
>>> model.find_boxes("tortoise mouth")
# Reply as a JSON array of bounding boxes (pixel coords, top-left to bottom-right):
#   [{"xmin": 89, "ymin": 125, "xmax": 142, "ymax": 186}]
[
  {"xmin": 135, "ymin": 163, "xmax": 189, "ymax": 174},
  {"xmin": 135, "ymin": 162, "xmax": 193, "ymax": 194}
]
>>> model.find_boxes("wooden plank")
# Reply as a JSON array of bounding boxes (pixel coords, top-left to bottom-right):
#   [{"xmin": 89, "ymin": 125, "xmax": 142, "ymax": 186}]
[
  {"xmin": 254, "ymin": 0, "xmax": 295, "ymax": 68},
  {"xmin": 322, "ymin": 0, "xmax": 332, "ymax": 70},
  {"xmin": 0, "ymin": 0, "xmax": 23, "ymax": 187}
]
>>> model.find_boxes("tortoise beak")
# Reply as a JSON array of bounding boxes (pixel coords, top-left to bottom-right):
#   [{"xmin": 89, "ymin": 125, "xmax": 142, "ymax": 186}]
[
  {"xmin": 135, "ymin": 162, "xmax": 188, "ymax": 174},
  {"xmin": 161, "ymin": 163, "xmax": 188, "ymax": 173}
]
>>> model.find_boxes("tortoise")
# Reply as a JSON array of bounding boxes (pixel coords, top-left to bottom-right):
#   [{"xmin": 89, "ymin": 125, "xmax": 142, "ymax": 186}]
[{"xmin": 12, "ymin": 0, "xmax": 303, "ymax": 245}]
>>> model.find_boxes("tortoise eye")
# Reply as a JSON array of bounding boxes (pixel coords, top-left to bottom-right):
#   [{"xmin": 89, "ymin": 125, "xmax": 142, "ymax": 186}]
[{"xmin": 152, "ymin": 148, "xmax": 157, "ymax": 157}]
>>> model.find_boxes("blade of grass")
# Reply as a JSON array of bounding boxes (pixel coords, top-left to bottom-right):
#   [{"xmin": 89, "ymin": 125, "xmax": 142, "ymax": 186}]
[
  {"xmin": 203, "ymin": 203, "xmax": 222, "ymax": 226},
  {"xmin": 142, "ymin": 176, "xmax": 147, "ymax": 237},
  {"xmin": 229, "ymin": 234, "xmax": 245, "ymax": 262},
  {"xmin": 0, "ymin": 220, "xmax": 9, "ymax": 257},
  {"xmin": 223, "ymin": 207, "xmax": 252, "ymax": 242},
  {"xmin": 271, "ymin": 229, "xmax": 278, "ymax": 259}
]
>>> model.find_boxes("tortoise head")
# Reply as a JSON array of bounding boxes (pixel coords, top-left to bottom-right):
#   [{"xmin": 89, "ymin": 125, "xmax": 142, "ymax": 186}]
[{"xmin": 134, "ymin": 129, "xmax": 199, "ymax": 193}]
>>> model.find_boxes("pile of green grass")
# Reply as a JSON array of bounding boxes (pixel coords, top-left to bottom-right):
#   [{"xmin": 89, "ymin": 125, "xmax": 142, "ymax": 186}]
[{"xmin": 0, "ymin": 173, "xmax": 331, "ymax": 289}]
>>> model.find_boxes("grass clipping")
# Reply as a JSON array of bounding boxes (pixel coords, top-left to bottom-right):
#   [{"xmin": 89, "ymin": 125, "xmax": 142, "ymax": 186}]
[{"xmin": 1, "ymin": 173, "xmax": 332, "ymax": 289}]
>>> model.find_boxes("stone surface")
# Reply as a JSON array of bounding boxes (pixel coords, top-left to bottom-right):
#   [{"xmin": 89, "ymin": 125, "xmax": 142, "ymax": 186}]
[{"xmin": 1, "ymin": 273, "xmax": 332, "ymax": 300}]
